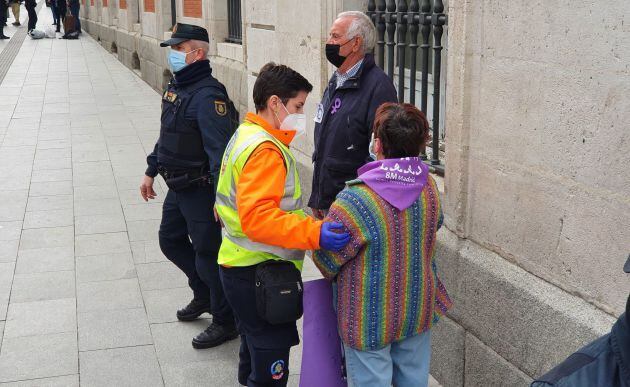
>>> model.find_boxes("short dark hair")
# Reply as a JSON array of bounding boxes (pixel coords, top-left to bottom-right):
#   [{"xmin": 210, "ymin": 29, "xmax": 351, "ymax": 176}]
[
  {"xmin": 372, "ymin": 102, "xmax": 430, "ymax": 158},
  {"xmin": 253, "ymin": 62, "xmax": 313, "ymax": 112}
]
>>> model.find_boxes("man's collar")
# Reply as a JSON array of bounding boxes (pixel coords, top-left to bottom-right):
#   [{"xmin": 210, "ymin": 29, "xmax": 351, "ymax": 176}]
[
  {"xmin": 336, "ymin": 57, "xmax": 364, "ymax": 77},
  {"xmin": 330, "ymin": 54, "xmax": 376, "ymax": 90}
]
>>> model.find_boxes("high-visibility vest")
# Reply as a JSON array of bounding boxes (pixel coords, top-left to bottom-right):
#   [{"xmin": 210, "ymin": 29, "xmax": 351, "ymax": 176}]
[{"xmin": 215, "ymin": 120, "xmax": 306, "ymax": 270}]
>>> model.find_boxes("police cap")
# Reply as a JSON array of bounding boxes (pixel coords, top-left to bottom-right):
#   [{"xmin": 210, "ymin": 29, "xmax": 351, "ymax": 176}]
[{"xmin": 160, "ymin": 23, "xmax": 209, "ymax": 47}]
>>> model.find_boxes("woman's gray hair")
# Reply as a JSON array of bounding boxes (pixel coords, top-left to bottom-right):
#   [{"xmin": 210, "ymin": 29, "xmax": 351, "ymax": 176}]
[{"xmin": 337, "ymin": 11, "xmax": 376, "ymax": 53}]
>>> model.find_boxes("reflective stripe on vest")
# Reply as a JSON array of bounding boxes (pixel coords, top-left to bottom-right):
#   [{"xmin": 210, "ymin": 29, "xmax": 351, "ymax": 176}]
[
  {"xmin": 223, "ymin": 233, "xmax": 305, "ymax": 262},
  {"xmin": 215, "ymin": 121, "xmax": 305, "ymax": 268}
]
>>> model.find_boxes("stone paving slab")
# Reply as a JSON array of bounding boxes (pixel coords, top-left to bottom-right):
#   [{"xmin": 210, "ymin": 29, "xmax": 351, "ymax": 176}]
[
  {"xmin": 78, "ymin": 308, "xmax": 153, "ymax": 351},
  {"xmin": 0, "ymin": 374, "xmax": 80, "ymax": 387},
  {"xmin": 9, "ymin": 270, "xmax": 75, "ymax": 303},
  {"xmin": 76, "ymin": 278, "xmax": 144, "ymax": 313},
  {"xmin": 75, "ymin": 252, "xmax": 136, "ymax": 283},
  {"xmin": 15, "ymin": 247, "xmax": 75, "ymax": 274},
  {"xmin": 4, "ymin": 298, "xmax": 76, "ymax": 338},
  {"xmin": 0, "ymin": 242, "xmax": 18, "ymax": 264},
  {"xmin": 0, "ymin": 332, "xmax": 78, "ymax": 383},
  {"xmin": 79, "ymin": 346, "xmax": 164, "ymax": 387}
]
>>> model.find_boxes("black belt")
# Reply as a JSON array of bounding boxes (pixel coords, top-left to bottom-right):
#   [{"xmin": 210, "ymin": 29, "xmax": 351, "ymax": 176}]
[{"xmin": 158, "ymin": 166, "xmax": 212, "ymax": 190}]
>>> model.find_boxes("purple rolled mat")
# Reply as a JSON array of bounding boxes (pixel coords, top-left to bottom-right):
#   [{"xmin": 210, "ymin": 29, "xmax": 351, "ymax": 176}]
[{"xmin": 299, "ymin": 279, "xmax": 347, "ymax": 387}]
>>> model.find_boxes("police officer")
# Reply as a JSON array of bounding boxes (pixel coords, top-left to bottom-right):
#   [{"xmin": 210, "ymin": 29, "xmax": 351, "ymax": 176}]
[
  {"xmin": 215, "ymin": 63, "xmax": 350, "ymax": 386},
  {"xmin": 140, "ymin": 23, "xmax": 237, "ymax": 349},
  {"xmin": 531, "ymin": 255, "xmax": 630, "ymax": 387}
]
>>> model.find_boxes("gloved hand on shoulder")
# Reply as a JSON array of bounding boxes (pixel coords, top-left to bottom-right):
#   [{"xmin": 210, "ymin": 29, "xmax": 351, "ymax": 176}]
[{"xmin": 319, "ymin": 222, "xmax": 351, "ymax": 252}]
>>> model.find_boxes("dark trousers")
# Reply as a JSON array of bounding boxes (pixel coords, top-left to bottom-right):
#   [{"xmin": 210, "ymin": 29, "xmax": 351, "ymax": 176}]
[
  {"xmin": 0, "ymin": 0, "xmax": 7, "ymax": 28},
  {"xmin": 25, "ymin": 0, "xmax": 36, "ymax": 30},
  {"xmin": 68, "ymin": 2, "xmax": 79, "ymax": 31},
  {"xmin": 50, "ymin": 5, "xmax": 58, "ymax": 24},
  {"xmin": 158, "ymin": 185, "xmax": 233, "ymax": 325},
  {"xmin": 220, "ymin": 265, "xmax": 299, "ymax": 387},
  {"xmin": 54, "ymin": 2, "xmax": 65, "ymax": 32}
]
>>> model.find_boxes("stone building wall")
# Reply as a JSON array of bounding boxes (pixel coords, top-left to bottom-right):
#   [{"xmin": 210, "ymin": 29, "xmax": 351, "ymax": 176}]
[{"xmin": 435, "ymin": 0, "xmax": 630, "ymax": 385}]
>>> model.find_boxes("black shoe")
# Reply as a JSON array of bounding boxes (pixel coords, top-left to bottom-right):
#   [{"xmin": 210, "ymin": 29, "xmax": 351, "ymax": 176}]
[
  {"xmin": 192, "ymin": 322, "xmax": 238, "ymax": 349},
  {"xmin": 176, "ymin": 298, "xmax": 211, "ymax": 321},
  {"xmin": 0, "ymin": 34, "xmax": 9, "ymax": 40},
  {"xmin": 12, "ymin": 21, "xmax": 20, "ymax": 26}
]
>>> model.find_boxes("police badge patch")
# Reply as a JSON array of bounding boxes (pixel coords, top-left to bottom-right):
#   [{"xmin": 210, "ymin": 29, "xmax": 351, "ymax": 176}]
[
  {"xmin": 215, "ymin": 100, "xmax": 227, "ymax": 116},
  {"xmin": 270, "ymin": 360, "xmax": 285, "ymax": 380},
  {"xmin": 163, "ymin": 90, "xmax": 177, "ymax": 103}
]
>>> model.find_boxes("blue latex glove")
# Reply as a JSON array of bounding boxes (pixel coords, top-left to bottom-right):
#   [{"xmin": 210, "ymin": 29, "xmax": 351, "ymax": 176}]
[{"xmin": 319, "ymin": 222, "xmax": 351, "ymax": 252}]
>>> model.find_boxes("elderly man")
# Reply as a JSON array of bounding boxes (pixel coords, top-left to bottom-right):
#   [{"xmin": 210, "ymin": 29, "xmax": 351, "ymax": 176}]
[
  {"xmin": 308, "ymin": 11, "xmax": 397, "ymax": 218},
  {"xmin": 140, "ymin": 23, "xmax": 238, "ymax": 349}
]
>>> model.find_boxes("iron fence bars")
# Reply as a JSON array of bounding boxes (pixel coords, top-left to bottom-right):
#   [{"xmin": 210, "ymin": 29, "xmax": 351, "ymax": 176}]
[
  {"xmin": 386, "ymin": 0, "xmax": 397, "ymax": 79},
  {"xmin": 170, "ymin": 0, "xmax": 176, "ymax": 28},
  {"xmin": 420, "ymin": 0, "xmax": 431, "ymax": 114},
  {"xmin": 370, "ymin": 0, "xmax": 387, "ymax": 67},
  {"xmin": 366, "ymin": 0, "xmax": 447, "ymax": 175},
  {"xmin": 420, "ymin": 0, "xmax": 432, "ymax": 160},
  {"xmin": 431, "ymin": 0, "xmax": 446, "ymax": 170},
  {"xmin": 396, "ymin": 0, "xmax": 408, "ymax": 102},
  {"xmin": 408, "ymin": 0, "xmax": 420, "ymax": 106},
  {"xmin": 227, "ymin": 0, "xmax": 242, "ymax": 44}
]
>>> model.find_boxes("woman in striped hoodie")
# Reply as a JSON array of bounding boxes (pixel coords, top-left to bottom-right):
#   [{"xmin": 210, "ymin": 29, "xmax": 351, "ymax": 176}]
[{"xmin": 312, "ymin": 102, "xmax": 452, "ymax": 387}]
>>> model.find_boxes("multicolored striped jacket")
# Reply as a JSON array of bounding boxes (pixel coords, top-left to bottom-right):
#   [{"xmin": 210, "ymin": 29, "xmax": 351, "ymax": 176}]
[{"xmin": 312, "ymin": 175, "xmax": 452, "ymax": 351}]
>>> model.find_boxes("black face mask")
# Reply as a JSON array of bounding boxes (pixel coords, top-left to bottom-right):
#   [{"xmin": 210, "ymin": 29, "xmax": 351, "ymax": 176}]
[{"xmin": 325, "ymin": 38, "xmax": 355, "ymax": 68}]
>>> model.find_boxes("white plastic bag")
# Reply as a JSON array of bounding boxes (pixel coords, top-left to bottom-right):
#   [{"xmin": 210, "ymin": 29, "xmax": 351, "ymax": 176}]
[
  {"xmin": 44, "ymin": 26, "xmax": 56, "ymax": 39},
  {"xmin": 28, "ymin": 30, "xmax": 46, "ymax": 39}
]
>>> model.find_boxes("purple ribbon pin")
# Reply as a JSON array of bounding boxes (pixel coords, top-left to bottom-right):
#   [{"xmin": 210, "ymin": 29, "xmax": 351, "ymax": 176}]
[{"xmin": 330, "ymin": 97, "xmax": 342, "ymax": 114}]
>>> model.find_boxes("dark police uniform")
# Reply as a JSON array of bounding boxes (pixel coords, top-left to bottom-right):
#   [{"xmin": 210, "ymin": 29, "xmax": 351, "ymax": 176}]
[
  {"xmin": 531, "ymin": 301, "xmax": 629, "ymax": 387},
  {"xmin": 145, "ymin": 23, "xmax": 238, "ymax": 348},
  {"xmin": 531, "ymin": 258, "xmax": 630, "ymax": 387}
]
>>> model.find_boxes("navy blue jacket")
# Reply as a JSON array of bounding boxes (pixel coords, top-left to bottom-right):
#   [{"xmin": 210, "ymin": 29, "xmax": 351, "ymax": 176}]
[
  {"xmin": 146, "ymin": 60, "xmax": 234, "ymax": 186},
  {"xmin": 308, "ymin": 54, "xmax": 397, "ymax": 210},
  {"xmin": 532, "ymin": 298, "xmax": 630, "ymax": 387}
]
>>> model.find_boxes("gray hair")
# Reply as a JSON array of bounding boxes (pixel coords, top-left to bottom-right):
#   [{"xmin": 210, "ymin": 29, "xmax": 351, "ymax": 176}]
[
  {"xmin": 188, "ymin": 39, "xmax": 209, "ymax": 59},
  {"xmin": 337, "ymin": 11, "xmax": 376, "ymax": 53}
]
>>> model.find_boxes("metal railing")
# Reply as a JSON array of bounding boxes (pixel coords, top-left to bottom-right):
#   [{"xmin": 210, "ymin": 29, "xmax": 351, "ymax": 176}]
[
  {"xmin": 367, "ymin": 0, "xmax": 447, "ymax": 175},
  {"xmin": 227, "ymin": 0, "xmax": 242, "ymax": 44}
]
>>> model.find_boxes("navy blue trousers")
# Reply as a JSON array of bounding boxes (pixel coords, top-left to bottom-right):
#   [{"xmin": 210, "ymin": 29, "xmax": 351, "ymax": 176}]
[
  {"xmin": 68, "ymin": 2, "xmax": 80, "ymax": 31},
  {"xmin": 158, "ymin": 185, "xmax": 233, "ymax": 325},
  {"xmin": 220, "ymin": 265, "xmax": 299, "ymax": 386}
]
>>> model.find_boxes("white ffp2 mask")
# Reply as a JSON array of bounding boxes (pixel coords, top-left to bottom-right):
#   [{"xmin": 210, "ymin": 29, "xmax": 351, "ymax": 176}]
[{"xmin": 279, "ymin": 103, "xmax": 307, "ymax": 142}]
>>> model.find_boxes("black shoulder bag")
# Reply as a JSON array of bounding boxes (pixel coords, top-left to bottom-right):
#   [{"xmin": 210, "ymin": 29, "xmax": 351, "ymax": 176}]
[{"xmin": 255, "ymin": 260, "xmax": 303, "ymax": 325}]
